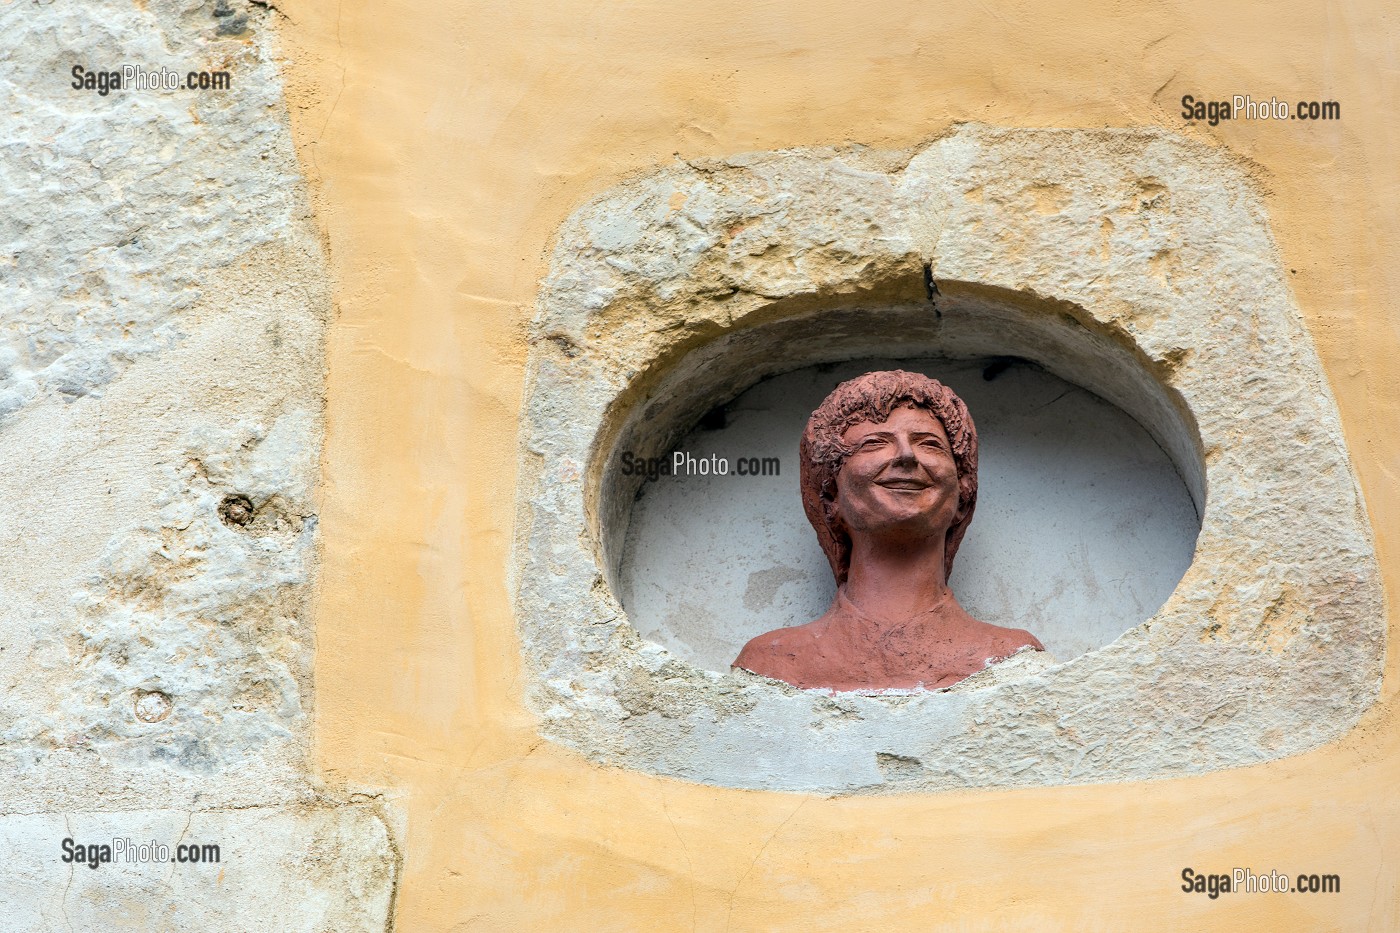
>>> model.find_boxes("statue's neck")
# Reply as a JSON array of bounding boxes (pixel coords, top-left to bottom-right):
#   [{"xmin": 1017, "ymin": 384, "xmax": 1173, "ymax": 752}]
[{"xmin": 841, "ymin": 533, "xmax": 951, "ymax": 624}]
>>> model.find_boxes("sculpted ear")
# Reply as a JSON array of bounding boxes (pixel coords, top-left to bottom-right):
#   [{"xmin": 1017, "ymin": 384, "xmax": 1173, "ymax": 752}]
[
  {"xmin": 824, "ymin": 495, "xmax": 848, "ymax": 537},
  {"xmin": 952, "ymin": 475, "xmax": 974, "ymax": 523}
]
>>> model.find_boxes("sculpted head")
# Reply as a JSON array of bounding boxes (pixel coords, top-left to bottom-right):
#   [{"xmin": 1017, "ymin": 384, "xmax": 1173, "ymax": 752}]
[
  {"xmin": 736, "ymin": 370, "xmax": 1039, "ymax": 691},
  {"xmin": 799, "ymin": 370, "xmax": 978, "ymax": 584}
]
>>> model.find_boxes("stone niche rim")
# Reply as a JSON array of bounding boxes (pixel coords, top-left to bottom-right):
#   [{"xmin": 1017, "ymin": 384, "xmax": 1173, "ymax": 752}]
[{"xmin": 513, "ymin": 126, "xmax": 1383, "ymax": 794}]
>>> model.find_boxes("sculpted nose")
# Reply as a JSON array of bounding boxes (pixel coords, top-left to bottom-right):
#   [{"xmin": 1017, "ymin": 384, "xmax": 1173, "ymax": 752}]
[{"xmin": 890, "ymin": 435, "xmax": 917, "ymax": 464}]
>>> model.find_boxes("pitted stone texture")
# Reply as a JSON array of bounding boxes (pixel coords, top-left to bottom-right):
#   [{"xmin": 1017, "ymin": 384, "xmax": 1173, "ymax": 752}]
[
  {"xmin": 0, "ymin": 1, "xmax": 305, "ymax": 419},
  {"xmin": 513, "ymin": 127, "xmax": 1385, "ymax": 793},
  {"xmin": 0, "ymin": 0, "xmax": 335, "ymax": 815},
  {"xmin": 0, "ymin": 257, "xmax": 335, "ymax": 813},
  {"xmin": 0, "ymin": 0, "xmax": 332, "ymax": 815},
  {"xmin": 0, "ymin": 1, "xmax": 402, "ymax": 922}
]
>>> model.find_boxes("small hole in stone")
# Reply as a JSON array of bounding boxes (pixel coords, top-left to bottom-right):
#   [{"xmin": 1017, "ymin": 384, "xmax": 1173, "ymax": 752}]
[
  {"xmin": 134, "ymin": 690, "xmax": 173, "ymax": 723},
  {"xmin": 219, "ymin": 494, "xmax": 255, "ymax": 527}
]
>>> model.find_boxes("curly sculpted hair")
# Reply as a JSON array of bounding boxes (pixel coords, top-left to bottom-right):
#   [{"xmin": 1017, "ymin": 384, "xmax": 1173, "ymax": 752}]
[{"xmin": 799, "ymin": 370, "xmax": 979, "ymax": 585}]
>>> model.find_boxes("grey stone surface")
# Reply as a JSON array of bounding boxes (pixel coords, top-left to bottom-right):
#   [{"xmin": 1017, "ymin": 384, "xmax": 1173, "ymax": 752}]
[
  {"xmin": 2, "ymin": 1, "xmax": 303, "ymax": 420},
  {"xmin": 513, "ymin": 127, "xmax": 1385, "ymax": 794},
  {"xmin": 0, "ymin": 805, "xmax": 395, "ymax": 932},
  {"xmin": 0, "ymin": 1, "xmax": 397, "ymax": 926},
  {"xmin": 619, "ymin": 357, "xmax": 1201, "ymax": 671}
]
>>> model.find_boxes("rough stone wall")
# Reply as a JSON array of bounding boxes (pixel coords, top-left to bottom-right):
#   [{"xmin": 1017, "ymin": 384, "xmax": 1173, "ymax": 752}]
[{"xmin": 0, "ymin": 1, "xmax": 393, "ymax": 928}]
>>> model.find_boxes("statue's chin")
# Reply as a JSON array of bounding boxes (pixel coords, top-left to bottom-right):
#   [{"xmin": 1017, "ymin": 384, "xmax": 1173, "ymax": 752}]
[{"xmin": 844, "ymin": 521, "xmax": 952, "ymax": 546}]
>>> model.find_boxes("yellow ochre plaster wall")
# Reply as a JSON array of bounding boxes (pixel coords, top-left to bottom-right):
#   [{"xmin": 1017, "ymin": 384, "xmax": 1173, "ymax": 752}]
[{"xmin": 276, "ymin": 1, "xmax": 1400, "ymax": 928}]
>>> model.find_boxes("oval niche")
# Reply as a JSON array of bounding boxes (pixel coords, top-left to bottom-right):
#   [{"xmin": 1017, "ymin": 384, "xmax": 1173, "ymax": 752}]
[{"xmin": 618, "ymin": 354, "xmax": 1202, "ymax": 672}]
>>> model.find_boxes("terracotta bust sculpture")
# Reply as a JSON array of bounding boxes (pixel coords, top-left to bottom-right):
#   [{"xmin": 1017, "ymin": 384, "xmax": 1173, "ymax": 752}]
[{"xmin": 733, "ymin": 370, "xmax": 1044, "ymax": 691}]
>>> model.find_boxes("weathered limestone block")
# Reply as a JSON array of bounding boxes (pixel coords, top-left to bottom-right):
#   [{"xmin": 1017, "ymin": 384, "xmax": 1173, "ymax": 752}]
[
  {"xmin": 0, "ymin": 0, "xmax": 321, "ymax": 811},
  {"xmin": 0, "ymin": 0, "xmax": 398, "ymax": 925},
  {"xmin": 0, "ymin": 806, "xmax": 395, "ymax": 932},
  {"xmin": 513, "ymin": 127, "xmax": 1384, "ymax": 793}
]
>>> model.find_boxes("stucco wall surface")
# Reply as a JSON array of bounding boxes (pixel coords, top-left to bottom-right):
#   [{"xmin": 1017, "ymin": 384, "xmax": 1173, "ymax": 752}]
[
  {"xmin": 8, "ymin": 0, "xmax": 1396, "ymax": 928},
  {"xmin": 279, "ymin": 0, "xmax": 1400, "ymax": 927},
  {"xmin": 1, "ymin": 1, "xmax": 393, "ymax": 928}
]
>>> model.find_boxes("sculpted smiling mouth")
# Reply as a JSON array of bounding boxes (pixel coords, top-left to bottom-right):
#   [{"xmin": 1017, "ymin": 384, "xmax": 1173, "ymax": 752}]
[{"xmin": 875, "ymin": 477, "xmax": 931, "ymax": 490}]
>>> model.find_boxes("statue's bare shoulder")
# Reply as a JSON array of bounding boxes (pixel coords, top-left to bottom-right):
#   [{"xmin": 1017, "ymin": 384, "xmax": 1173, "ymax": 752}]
[
  {"xmin": 733, "ymin": 619, "xmax": 830, "ymax": 676},
  {"xmin": 973, "ymin": 619, "xmax": 1044, "ymax": 660}
]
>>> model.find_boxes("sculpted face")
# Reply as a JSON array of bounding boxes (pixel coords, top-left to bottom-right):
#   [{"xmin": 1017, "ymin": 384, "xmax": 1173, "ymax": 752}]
[{"xmin": 833, "ymin": 404, "xmax": 963, "ymax": 542}]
